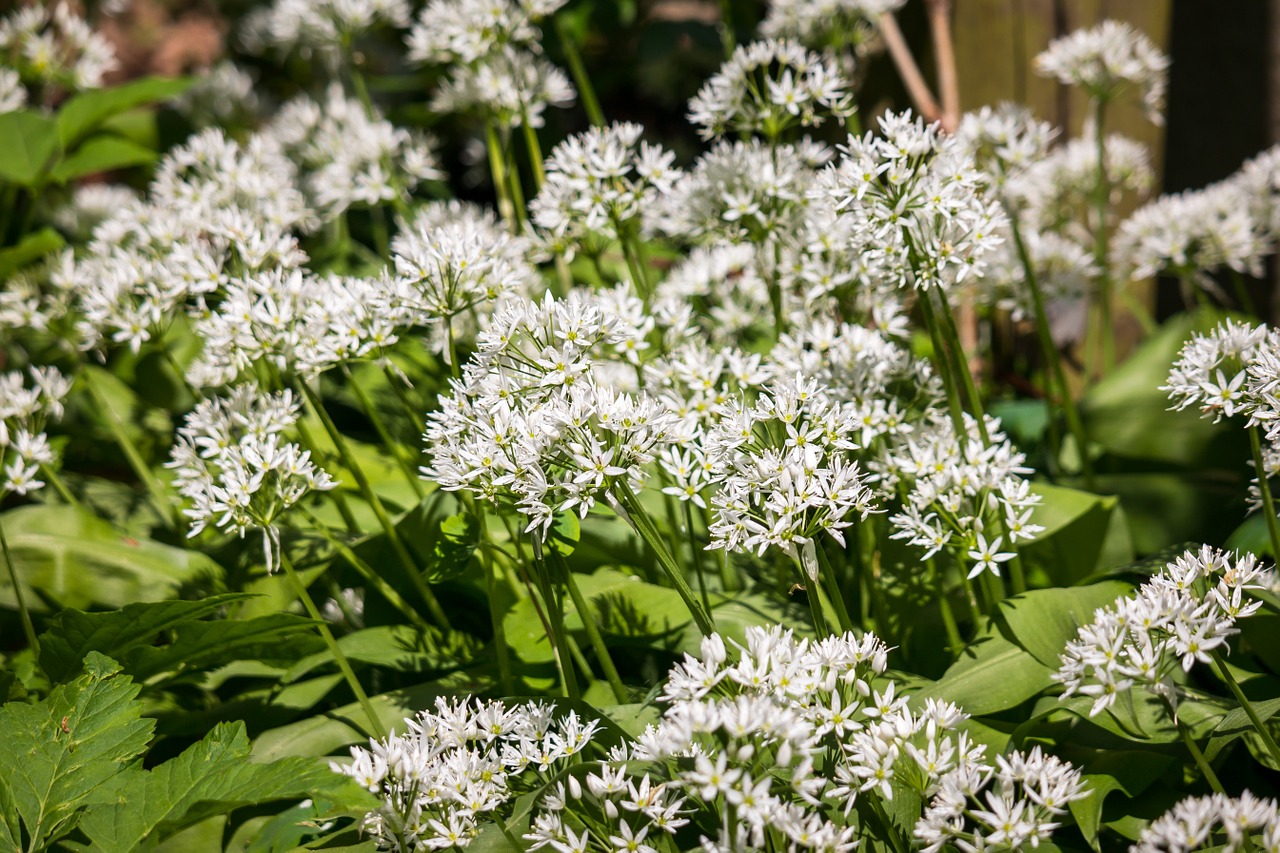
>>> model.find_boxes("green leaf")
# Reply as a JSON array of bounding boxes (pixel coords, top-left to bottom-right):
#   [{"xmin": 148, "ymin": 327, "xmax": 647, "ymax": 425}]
[
  {"xmin": 1022, "ymin": 485, "xmax": 1133, "ymax": 585},
  {"xmin": 38, "ymin": 594, "xmax": 255, "ymax": 683},
  {"xmin": 122, "ymin": 613, "xmax": 323, "ymax": 682},
  {"xmin": 282, "ymin": 624, "xmax": 483, "ymax": 684},
  {"xmin": 49, "ymin": 135, "xmax": 157, "ymax": 184},
  {"xmin": 1081, "ymin": 309, "xmax": 1244, "ymax": 467},
  {"xmin": 1067, "ymin": 752, "xmax": 1174, "ymax": 850},
  {"xmin": 252, "ymin": 671, "xmax": 495, "ymax": 762},
  {"xmin": 912, "ymin": 630, "xmax": 1054, "ymax": 716},
  {"xmin": 0, "ymin": 652, "xmax": 154, "ymax": 851},
  {"xmin": 0, "ymin": 227, "xmax": 64, "ymax": 278},
  {"xmin": 56, "ymin": 76, "xmax": 191, "ymax": 148},
  {"xmin": 77, "ymin": 721, "xmax": 350, "ymax": 853},
  {"xmin": 428, "ymin": 512, "xmax": 478, "ymax": 582},
  {"xmin": 996, "ymin": 581, "xmax": 1133, "ymax": 669},
  {"xmin": 0, "ymin": 505, "xmax": 223, "ymax": 612},
  {"xmin": 0, "ymin": 110, "xmax": 60, "ymax": 186},
  {"xmin": 1203, "ymin": 697, "xmax": 1280, "ymax": 763}
]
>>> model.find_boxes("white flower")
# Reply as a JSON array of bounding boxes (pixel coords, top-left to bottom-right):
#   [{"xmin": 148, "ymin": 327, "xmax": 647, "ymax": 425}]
[{"xmin": 1035, "ymin": 19, "xmax": 1169, "ymax": 123}]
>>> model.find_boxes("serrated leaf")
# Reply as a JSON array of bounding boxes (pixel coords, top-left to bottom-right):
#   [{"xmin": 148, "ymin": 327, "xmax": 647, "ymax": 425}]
[
  {"xmin": 38, "ymin": 594, "xmax": 255, "ymax": 683},
  {"xmin": 49, "ymin": 135, "xmax": 157, "ymax": 183},
  {"xmin": 0, "ymin": 504, "xmax": 223, "ymax": 612},
  {"xmin": 77, "ymin": 721, "xmax": 349, "ymax": 853},
  {"xmin": 0, "ymin": 652, "xmax": 154, "ymax": 851},
  {"xmin": 56, "ymin": 77, "xmax": 191, "ymax": 147},
  {"xmin": 0, "ymin": 227, "xmax": 64, "ymax": 278},
  {"xmin": 122, "ymin": 613, "xmax": 323, "ymax": 682},
  {"xmin": 0, "ymin": 110, "xmax": 60, "ymax": 186}
]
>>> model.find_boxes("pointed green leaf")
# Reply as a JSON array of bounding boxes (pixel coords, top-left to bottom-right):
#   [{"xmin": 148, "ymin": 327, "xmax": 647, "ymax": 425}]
[
  {"xmin": 0, "ymin": 227, "xmax": 64, "ymax": 278},
  {"xmin": 0, "ymin": 110, "xmax": 60, "ymax": 186},
  {"xmin": 996, "ymin": 581, "xmax": 1133, "ymax": 669},
  {"xmin": 56, "ymin": 76, "xmax": 191, "ymax": 147},
  {"xmin": 122, "ymin": 613, "xmax": 323, "ymax": 682},
  {"xmin": 912, "ymin": 630, "xmax": 1054, "ymax": 716},
  {"xmin": 49, "ymin": 135, "xmax": 157, "ymax": 184},
  {"xmin": 38, "ymin": 594, "xmax": 255, "ymax": 683}
]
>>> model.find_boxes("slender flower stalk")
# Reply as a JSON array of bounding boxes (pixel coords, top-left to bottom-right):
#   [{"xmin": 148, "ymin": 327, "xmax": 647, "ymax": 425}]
[
  {"xmin": 1212, "ymin": 650, "xmax": 1280, "ymax": 769},
  {"xmin": 0, "ymin": 516, "xmax": 38, "ymax": 657},
  {"xmin": 342, "ymin": 364, "xmax": 425, "ymax": 499},
  {"xmin": 299, "ymin": 381, "xmax": 452, "ymax": 630},
  {"xmin": 549, "ymin": 547, "xmax": 627, "ymax": 702},
  {"xmin": 1250, "ymin": 426, "xmax": 1280, "ymax": 561},
  {"xmin": 84, "ymin": 377, "xmax": 182, "ymax": 530},
  {"xmin": 279, "ymin": 549, "xmax": 386, "ymax": 740}
]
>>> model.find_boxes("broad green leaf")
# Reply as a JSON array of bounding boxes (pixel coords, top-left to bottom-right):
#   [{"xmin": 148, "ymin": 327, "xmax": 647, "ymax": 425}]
[
  {"xmin": 123, "ymin": 613, "xmax": 323, "ymax": 681},
  {"xmin": 282, "ymin": 624, "xmax": 483, "ymax": 684},
  {"xmin": 912, "ymin": 630, "xmax": 1054, "ymax": 716},
  {"xmin": 0, "ymin": 653, "xmax": 154, "ymax": 851},
  {"xmin": 39, "ymin": 593, "xmax": 254, "ymax": 683},
  {"xmin": 49, "ymin": 135, "xmax": 157, "ymax": 183},
  {"xmin": 996, "ymin": 581, "xmax": 1133, "ymax": 669},
  {"xmin": 1022, "ymin": 485, "xmax": 1133, "ymax": 585},
  {"xmin": 56, "ymin": 76, "xmax": 191, "ymax": 147},
  {"xmin": 77, "ymin": 721, "xmax": 352, "ymax": 853},
  {"xmin": 1080, "ymin": 309, "xmax": 1244, "ymax": 467},
  {"xmin": 0, "ymin": 110, "xmax": 60, "ymax": 185},
  {"xmin": 1048, "ymin": 692, "xmax": 1225, "ymax": 744},
  {"xmin": 1203, "ymin": 697, "xmax": 1280, "ymax": 763},
  {"xmin": 429, "ymin": 512, "xmax": 478, "ymax": 582},
  {"xmin": 1067, "ymin": 752, "xmax": 1174, "ymax": 850},
  {"xmin": 0, "ymin": 505, "xmax": 222, "ymax": 612},
  {"xmin": 0, "ymin": 227, "xmax": 64, "ymax": 278}
]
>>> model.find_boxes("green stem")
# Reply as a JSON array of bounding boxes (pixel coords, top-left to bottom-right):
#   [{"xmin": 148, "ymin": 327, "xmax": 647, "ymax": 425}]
[
  {"xmin": 520, "ymin": 108, "xmax": 547, "ymax": 191},
  {"xmin": 931, "ymin": 287, "xmax": 989, "ymax": 444},
  {"xmin": 1176, "ymin": 714, "xmax": 1225, "ymax": 795},
  {"xmin": 554, "ymin": 16, "xmax": 605, "ymax": 126},
  {"xmin": 503, "ymin": 124, "xmax": 528, "ymax": 229},
  {"xmin": 1092, "ymin": 99, "xmax": 1115, "ymax": 376},
  {"xmin": 342, "ymin": 364, "xmax": 425, "ymax": 499},
  {"xmin": 478, "ymin": 510, "xmax": 514, "ymax": 696},
  {"xmin": 40, "ymin": 464, "xmax": 80, "ymax": 509},
  {"xmin": 716, "ymin": 0, "xmax": 737, "ymax": 58},
  {"xmin": 296, "ymin": 505, "xmax": 431, "ymax": 633},
  {"xmin": 615, "ymin": 481, "xmax": 716, "ymax": 636},
  {"xmin": 959, "ymin": 569, "xmax": 985, "ymax": 620},
  {"xmin": 917, "ymin": 288, "xmax": 967, "ymax": 437},
  {"xmin": 684, "ymin": 500, "xmax": 712, "ymax": 616},
  {"xmin": 813, "ymin": 542, "xmax": 854, "ymax": 634},
  {"xmin": 279, "ymin": 549, "xmax": 385, "ymax": 740},
  {"xmin": 295, "ymin": 418, "xmax": 362, "ymax": 535},
  {"xmin": 0, "ymin": 514, "xmax": 39, "ymax": 657},
  {"xmin": 929, "ymin": 558, "xmax": 963, "ymax": 653},
  {"xmin": 382, "ymin": 364, "xmax": 426, "ymax": 425},
  {"xmin": 1212, "ymin": 651, "xmax": 1280, "ymax": 768},
  {"xmin": 485, "ymin": 121, "xmax": 517, "ymax": 229},
  {"xmin": 532, "ymin": 546, "xmax": 580, "ymax": 701},
  {"xmin": 551, "ymin": 548, "xmax": 627, "ymax": 702},
  {"xmin": 1011, "ymin": 218, "xmax": 1095, "ymax": 489},
  {"xmin": 298, "ymin": 381, "xmax": 452, "ymax": 630},
  {"xmin": 1249, "ymin": 426, "xmax": 1280, "ymax": 563},
  {"xmin": 84, "ymin": 378, "xmax": 180, "ymax": 529}
]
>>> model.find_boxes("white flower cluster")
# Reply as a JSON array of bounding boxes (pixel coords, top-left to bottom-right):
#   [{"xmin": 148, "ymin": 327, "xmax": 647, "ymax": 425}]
[
  {"xmin": 1114, "ymin": 144, "xmax": 1280, "ymax": 289},
  {"xmin": 407, "ymin": 0, "xmax": 574, "ymax": 128},
  {"xmin": 333, "ymin": 696, "xmax": 601, "ymax": 850},
  {"xmin": 386, "ymin": 201, "xmax": 541, "ymax": 360},
  {"xmin": 759, "ymin": 0, "xmax": 905, "ymax": 53},
  {"xmin": 815, "ymin": 111, "xmax": 1007, "ymax": 292},
  {"xmin": 531, "ymin": 122, "xmax": 680, "ymax": 259},
  {"xmin": 423, "ymin": 291, "xmax": 684, "ymax": 537},
  {"xmin": 167, "ymin": 386, "xmax": 337, "ymax": 570},
  {"xmin": 176, "ymin": 61, "xmax": 260, "ymax": 128},
  {"xmin": 267, "ymin": 85, "xmax": 444, "ymax": 216},
  {"xmin": 1017, "ymin": 131, "xmax": 1153, "ymax": 236},
  {"xmin": 1054, "ymin": 547, "xmax": 1270, "ymax": 716},
  {"xmin": 246, "ymin": 0, "xmax": 411, "ymax": 53},
  {"xmin": 0, "ymin": 367, "xmax": 70, "ymax": 498},
  {"xmin": 879, "ymin": 414, "xmax": 1042, "ymax": 577},
  {"xmin": 689, "ymin": 39, "xmax": 855, "ymax": 141},
  {"xmin": 1163, "ymin": 318, "xmax": 1271, "ymax": 423},
  {"xmin": 915, "ymin": 746, "xmax": 1087, "ymax": 853},
  {"xmin": 1133, "ymin": 792, "xmax": 1280, "ymax": 853},
  {"xmin": 1035, "ymin": 19, "xmax": 1169, "ymax": 123},
  {"xmin": 704, "ymin": 374, "xmax": 875, "ymax": 567},
  {"xmin": 0, "ymin": 2, "xmax": 116, "ymax": 93}
]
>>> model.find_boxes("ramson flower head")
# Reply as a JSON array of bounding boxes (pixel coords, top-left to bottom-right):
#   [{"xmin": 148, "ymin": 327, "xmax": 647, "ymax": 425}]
[{"xmin": 1035, "ymin": 19, "xmax": 1169, "ymax": 123}]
